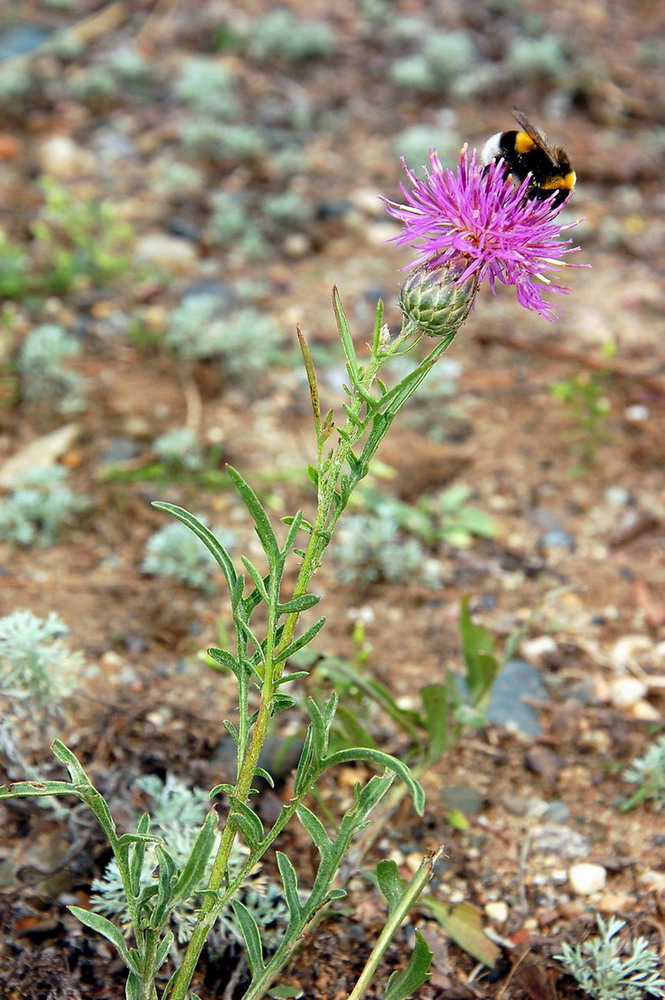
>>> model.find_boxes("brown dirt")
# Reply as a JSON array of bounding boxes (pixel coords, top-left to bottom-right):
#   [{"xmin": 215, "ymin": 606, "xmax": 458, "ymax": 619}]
[{"xmin": 0, "ymin": 0, "xmax": 664, "ymax": 998}]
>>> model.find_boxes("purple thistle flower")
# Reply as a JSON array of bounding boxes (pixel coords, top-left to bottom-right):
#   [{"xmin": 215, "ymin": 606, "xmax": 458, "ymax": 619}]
[{"xmin": 384, "ymin": 145, "xmax": 586, "ymax": 323}]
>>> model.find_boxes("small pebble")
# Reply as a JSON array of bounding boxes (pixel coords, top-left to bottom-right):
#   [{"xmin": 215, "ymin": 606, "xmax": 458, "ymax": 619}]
[
  {"xmin": 597, "ymin": 891, "xmax": 634, "ymax": 914},
  {"xmin": 532, "ymin": 826, "xmax": 591, "ymax": 860},
  {"xmin": 569, "ymin": 862, "xmax": 607, "ymax": 896},
  {"xmin": 521, "ymin": 636, "xmax": 558, "ymax": 663},
  {"xmin": 484, "ymin": 901, "xmax": 508, "ymax": 924},
  {"xmin": 609, "ymin": 676, "xmax": 648, "ymax": 709},
  {"xmin": 541, "ymin": 801, "xmax": 571, "ymax": 824},
  {"xmin": 136, "ymin": 233, "xmax": 198, "ymax": 271},
  {"xmin": 624, "ymin": 404, "xmax": 649, "ymax": 421},
  {"xmin": 630, "ymin": 700, "xmax": 661, "ymax": 721},
  {"xmin": 609, "ymin": 635, "xmax": 653, "ymax": 670},
  {"xmin": 525, "ymin": 746, "xmax": 562, "ymax": 784}
]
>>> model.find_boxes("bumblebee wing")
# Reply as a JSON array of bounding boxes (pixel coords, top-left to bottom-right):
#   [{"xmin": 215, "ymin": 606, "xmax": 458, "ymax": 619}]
[{"xmin": 511, "ymin": 108, "xmax": 559, "ymax": 167}]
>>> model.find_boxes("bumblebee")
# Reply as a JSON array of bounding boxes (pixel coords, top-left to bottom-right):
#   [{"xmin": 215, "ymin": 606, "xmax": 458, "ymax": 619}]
[{"xmin": 481, "ymin": 108, "xmax": 576, "ymax": 206}]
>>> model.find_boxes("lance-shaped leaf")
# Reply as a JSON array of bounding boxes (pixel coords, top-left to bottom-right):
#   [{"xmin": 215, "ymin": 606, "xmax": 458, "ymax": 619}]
[
  {"xmin": 332, "ymin": 286, "xmax": 359, "ymax": 387},
  {"xmin": 420, "ymin": 683, "xmax": 453, "ymax": 760},
  {"xmin": 231, "ymin": 899, "xmax": 266, "ymax": 978},
  {"xmin": 320, "ymin": 748, "xmax": 425, "ymax": 815},
  {"xmin": 295, "ymin": 804, "xmax": 333, "ymax": 862},
  {"xmin": 151, "ymin": 502, "xmax": 237, "ymax": 595},
  {"xmin": 276, "ymin": 594, "xmax": 320, "ymax": 615},
  {"xmin": 376, "ymin": 859, "xmax": 404, "ymax": 918},
  {"xmin": 172, "ymin": 809, "xmax": 218, "ymax": 902},
  {"xmin": 0, "ymin": 779, "xmax": 77, "ymax": 800},
  {"xmin": 68, "ymin": 908, "xmax": 140, "ymax": 975},
  {"xmin": 155, "ymin": 931, "xmax": 174, "ymax": 972},
  {"xmin": 129, "ymin": 814, "xmax": 152, "ymax": 896},
  {"xmin": 228, "ymin": 467, "xmax": 279, "ymax": 569},
  {"xmin": 274, "ymin": 616, "xmax": 326, "ymax": 664},
  {"xmin": 230, "ymin": 800, "xmax": 265, "ymax": 849},
  {"xmin": 241, "ymin": 556, "xmax": 271, "ymax": 605},
  {"xmin": 383, "ymin": 931, "xmax": 433, "ymax": 1000},
  {"xmin": 276, "ymin": 852, "xmax": 303, "ymax": 923}
]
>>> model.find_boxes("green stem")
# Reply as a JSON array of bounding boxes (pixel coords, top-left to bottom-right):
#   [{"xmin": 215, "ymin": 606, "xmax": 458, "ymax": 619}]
[{"xmin": 345, "ymin": 850, "xmax": 440, "ymax": 1000}]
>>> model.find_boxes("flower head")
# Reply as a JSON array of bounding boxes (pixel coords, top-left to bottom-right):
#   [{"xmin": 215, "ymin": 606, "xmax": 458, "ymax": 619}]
[{"xmin": 384, "ymin": 146, "xmax": 586, "ymax": 323}]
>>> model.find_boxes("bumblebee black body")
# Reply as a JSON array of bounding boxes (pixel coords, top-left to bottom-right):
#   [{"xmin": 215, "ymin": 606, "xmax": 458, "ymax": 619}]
[{"xmin": 481, "ymin": 109, "xmax": 576, "ymax": 206}]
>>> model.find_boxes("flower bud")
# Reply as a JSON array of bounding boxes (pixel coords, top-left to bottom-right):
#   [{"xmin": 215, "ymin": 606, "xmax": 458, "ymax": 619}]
[{"xmin": 399, "ymin": 264, "xmax": 478, "ymax": 338}]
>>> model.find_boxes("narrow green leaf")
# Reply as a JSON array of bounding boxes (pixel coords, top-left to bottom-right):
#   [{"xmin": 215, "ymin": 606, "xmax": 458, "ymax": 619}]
[
  {"xmin": 68, "ymin": 907, "xmax": 139, "ymax": 974},
  {"xmin": 307, "ymin": 465, "xmax": 319, "ymax": 487},
  {"xmin": 321, "ymin": 748, "xmax": 425, "ymax": 815},
  {"xmin": 228, "ymin": 466, "xmax": 279, "ymax": 568},
  {"xmin": 272, "ymin": 693, "xmax": 296, "ymax": 714},
  {"xmin": 276, "ymin": 851, "xmax": 303, "ymax": 922},
  {"xmin": 253, "ymin": 766, "xmax": 274, "ymax": 788},
  {"xmin": 296, "ymin": 804, "xmax": 333, "ymax": 860},
  {"xmin": 237, "ymin": 618, "xmax": 266, "ymax": 664},
  {"xmin": 50, "ymin": 740, "xmax": 91, "ymax": 784},
  {"xmin": 223, "ymin": 719, "xmax": 239, "ymax": 742},
  {"xmin": 242, "ymin": 556, "xmax": 271, "ymax": 604},
  {"xmin": 154, "ymin": 845, "xmax": 177, "ymax": 922},
  {"xmin": 116, "ymin": 832, "xmax": 161, "ymax": 848},
  {"xmin": 293, "ymin": 729, "xmax": 315, "ymax": 796},
  {"xmin": 276, "ymin": 594, "xmax": 320, "ymax": 615},
  {"xmin": 342, "ymin": 403, "xmax": 366, "ymax": 428},
  {"xmin": 268, "ymin": 987, "xmax": 302, "ymax": 999},
  {"xmin": 209, "ymin": 783, "xmax": 234, "ymax": 797},
  {"xmin": 128, "ymin": 814, "xmax": 151, "ymax": 896},
  {"xmin": 151, "ymin": 502, "xmax": 237, "ymax": 593},
  {"xmin": 332, "ymin": 285, "xmax": 359, "ymax": 385},
  {"xmin": 126, "ymin": 972, "xmax": 141, "ymax": 1000},
  {"xmin": 282, "ymin": 510, "xmax": 304, "ymax": 556},
  {"xmin": 173, "ymin": 809, "xmax": 218, "ymax": 901},
  {"xmin": 0, "ymin": 779, "xmax": 77, "ymax": 800},
  {"xmin": 231, "ymin": 899, "xmax": 266, "ymax": 977},
  {"xmin": 297, "ymin": 327, "xmax": 321, "ymax": 439},
  {"xmin": 274, "ymin": 616, "xmax": 326, "ymax": 663},
  {"xmin": 230, "ymin": 800, "xmax": 265, "ymax": 848},
  {"xmin": 383, "ymin": 931, "xmax": 433, "ymax": 1000},
  {"xmin": 376, "ymin": 859, "xmax": 404, "ymax": 917},
  {"xmin": 275, "ymin": 671, "xmax": 310, "ymax": 686},
  {"xmin": 155, "ymin": 931, "xmax": 174, "ymax": 971},
  {"xmin": 207, "ymin": 646, "xmax": 238, "ymax": 672},
  {"xmin": 420, "ymin": 683, "xmax": 452, "ymax": 760},
  {"xmin": 371, "ymin": 297, "xmax": 385, "ymax": 354}
]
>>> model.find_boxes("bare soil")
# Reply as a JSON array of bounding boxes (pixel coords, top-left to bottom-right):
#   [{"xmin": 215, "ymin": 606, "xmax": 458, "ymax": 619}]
[{"xmin": 0, "ymin": 1, "xmax": 664, "ymax": 998}]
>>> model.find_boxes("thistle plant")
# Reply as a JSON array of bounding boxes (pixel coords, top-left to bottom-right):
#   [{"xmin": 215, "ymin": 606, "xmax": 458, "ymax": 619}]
[{"xmin": 0, "ymin": 144, "xmax": 585, "ymax": 1000}]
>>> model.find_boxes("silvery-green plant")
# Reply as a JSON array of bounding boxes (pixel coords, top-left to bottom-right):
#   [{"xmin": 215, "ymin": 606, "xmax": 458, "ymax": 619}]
[
  {"xmin": 248, "ymin": 10, "xmax": 335, "ymax": 64},
  {"xmin": 0, "ymin": 610, "xmax": 82, "ymax": 780},
  {"xmin": 335, "ymin": 510, "xmax": 443, "ymax": 587},
  {"xmin": 174, "ymin": 58, "xmax": 238, "ymax": 118},
  {"xmin": 556, "ymin": 914, "xmax": 665, "ymax": 1000},
  {"xmin": 0, "ymin": 609, "xmax": 81, "ymax": 727},
  {"xmin": 166, "ymin": 296, "xmax": 283, "ymax": 375},
  {"xmin": 19, "ymin": 322, "xmax": 86, "ymax": 414},
  {"xmin": 1, "ymin": 144, "xmax": 585, "ymax": 1000},
  {"xmin": 152, "ymin": 427, "xmax": 205, "ymax": 472},
  {"xmin": 620, "ymin": 734, "xmax": 665, "ymax": 812},
  {"xmin": 142, "ymin": 520, "xmax": 234, "ymax": 593},
  {"xmin": 0, "ymin": 466, "xmax": 89, "ymax": 546}
]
